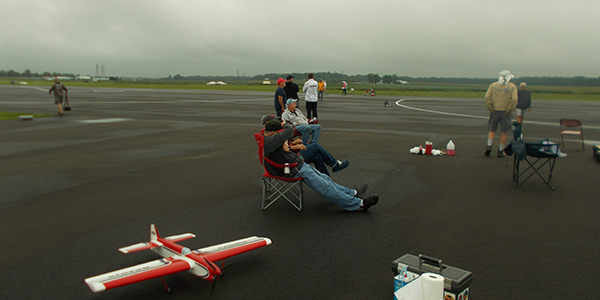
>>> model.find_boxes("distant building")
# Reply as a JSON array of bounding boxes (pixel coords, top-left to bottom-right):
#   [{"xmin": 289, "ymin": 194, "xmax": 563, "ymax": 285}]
[{"xmin": 77, "ymin": 75, "xmax": 92, "ymax": 81}]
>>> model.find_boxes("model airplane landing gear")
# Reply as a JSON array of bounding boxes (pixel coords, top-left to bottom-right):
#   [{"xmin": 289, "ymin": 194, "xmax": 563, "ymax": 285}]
[{"xmin": 160, "ymin": 278, "xmax": 172, "ymax": 293}]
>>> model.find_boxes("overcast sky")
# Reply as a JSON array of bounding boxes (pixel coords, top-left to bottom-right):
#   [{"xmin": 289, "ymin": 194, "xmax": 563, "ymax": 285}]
[{"xmin": 2, "ymin": 0, "xmax": 599, "ymax": 78}]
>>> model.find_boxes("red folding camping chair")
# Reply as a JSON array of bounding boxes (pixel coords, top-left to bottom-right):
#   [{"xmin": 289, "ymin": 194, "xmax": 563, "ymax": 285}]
[{"xmin": 254, "ymin": 132, "xmax": 304, "ymax": 211}]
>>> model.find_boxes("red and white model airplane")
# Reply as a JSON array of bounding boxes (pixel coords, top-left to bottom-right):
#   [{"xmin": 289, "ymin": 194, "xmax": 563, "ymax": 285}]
[{"xmin": 85, "ymin": 224, "xmax": 272, "ymax": 293}]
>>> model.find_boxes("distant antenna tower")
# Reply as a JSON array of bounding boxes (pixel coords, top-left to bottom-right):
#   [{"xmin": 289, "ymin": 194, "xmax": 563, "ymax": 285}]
[
  {"xmin": 101, "ymin": 65, "xmax": 105, "ymax": 77},
  {"xmin": 95, "ymin": 64, "xmax": 99, "ymax": 77}
]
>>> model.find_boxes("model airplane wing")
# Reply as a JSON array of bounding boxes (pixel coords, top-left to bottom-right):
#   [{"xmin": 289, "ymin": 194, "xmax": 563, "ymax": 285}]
[
  {"xmin": 85, "ymin": 257, "xmax": 193, "ymax": 293},
  {"xmin": 195, "ymin": 236, "xmax": 272, "ymax": 262}
]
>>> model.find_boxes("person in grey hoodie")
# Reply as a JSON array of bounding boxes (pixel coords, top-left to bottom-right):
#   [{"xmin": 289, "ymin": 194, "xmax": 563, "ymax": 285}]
[{"xmin": 262, "ymin": 119, "xmax": 378, "ymax": 211}]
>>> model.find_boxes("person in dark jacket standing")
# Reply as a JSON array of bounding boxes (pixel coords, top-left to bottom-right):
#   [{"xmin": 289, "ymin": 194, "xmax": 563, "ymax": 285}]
[
  {"xmin": 516, "ymin": 82, "xmax": 532, "ymax": 124},
  {"xmin": 274, "ymin": 78, "xmax": 287, "ymax": 118},
  {"xmin": 49, "ymin": 78, "xmax": 68, "ymax": 115},
  {"xmin": 283, "ymin": 75, "xmax": 299, "ymax": 101}
]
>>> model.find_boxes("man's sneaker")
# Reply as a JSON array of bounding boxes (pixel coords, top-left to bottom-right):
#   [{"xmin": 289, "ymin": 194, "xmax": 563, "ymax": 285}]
[
  {"xmin": 484, "ymin": 146, "xmax": 492, "ymax": 156},
  {"xmin": 354, "ymin": 182, "xmax": 368, "ymax": 199},
  {"xmin": 361, "ymin": 194, "xmax": 379, "ymax": 211},
  {"xmin": 332, "ymin": 160, "xmax": 350, "ymax": 172},
  {"xmin": 497, "ymin": 149, "xmax": 505, "ymax": 158}
]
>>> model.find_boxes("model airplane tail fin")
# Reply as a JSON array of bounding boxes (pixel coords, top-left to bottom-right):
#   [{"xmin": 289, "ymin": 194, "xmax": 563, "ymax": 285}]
[
  {"xmin": 118, "ymin": 224, "xmax": 162, "ymax": 254},
  {"xmin": 150, "ymin": 224, "xmax": 159, "ymax": 241}
]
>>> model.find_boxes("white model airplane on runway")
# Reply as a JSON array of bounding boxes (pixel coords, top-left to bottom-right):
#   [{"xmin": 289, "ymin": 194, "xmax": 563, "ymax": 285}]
[{"xmin": 85, "ymin": 224, "xmax": 272, "ymax": 293}]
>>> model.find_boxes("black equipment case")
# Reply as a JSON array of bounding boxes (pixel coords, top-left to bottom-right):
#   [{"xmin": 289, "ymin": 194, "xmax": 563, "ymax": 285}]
[
  {"xmin": 64, "ymin": 95, "xmax": 71, "ymax": 111},
  {"xmin": 392, "ymin": 254, "xmax": 473, "ymax": 300}
]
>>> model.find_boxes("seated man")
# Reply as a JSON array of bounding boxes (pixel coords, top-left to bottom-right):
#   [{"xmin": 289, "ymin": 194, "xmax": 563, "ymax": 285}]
[
  {"xmin": 262, "ymin": 119, "xmax": 378, "ymax": 211},
  {"xmin": 262, "ymin": 114, "xmax": 348, "ymax": 176},
  {"xmin": 281, "ymin": 99, "xmax": 321, "ymax": 145}
]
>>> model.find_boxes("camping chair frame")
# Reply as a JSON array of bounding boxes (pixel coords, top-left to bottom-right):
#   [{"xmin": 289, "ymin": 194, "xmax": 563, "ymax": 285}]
[
  {"xmin": 254, "ymin": 133, "xmax": 304, "ymax": 211},
  {"xmin": 509, "ymin": 122, "xmax": 559, "ymax": 190},
  {"xmin": 512, "ymin": 148, "xmax": 557, "ymax": 190}
]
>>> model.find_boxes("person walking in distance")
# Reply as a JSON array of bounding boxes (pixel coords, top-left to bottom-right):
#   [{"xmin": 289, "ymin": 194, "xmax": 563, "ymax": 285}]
[{"xmin": 49, "ymin": 77, "xmax": 68, "ymax": 115}]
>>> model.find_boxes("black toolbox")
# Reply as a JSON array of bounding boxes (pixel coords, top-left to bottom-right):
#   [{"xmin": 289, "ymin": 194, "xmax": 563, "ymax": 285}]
[{"xmin": 392, "ymin": 254, "xmax": 473, "ymax": 300}]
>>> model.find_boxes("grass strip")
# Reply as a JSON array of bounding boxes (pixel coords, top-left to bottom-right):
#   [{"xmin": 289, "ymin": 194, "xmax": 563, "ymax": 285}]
[{"xmin": 0, "ymin": 112, "xmax": 52, "ymax": 121}]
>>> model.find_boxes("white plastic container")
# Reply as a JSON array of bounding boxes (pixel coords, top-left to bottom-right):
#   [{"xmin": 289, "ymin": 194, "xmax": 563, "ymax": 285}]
[{"xmin": 447, "ymin": 140, "xmax": 455, "ymax": 156}]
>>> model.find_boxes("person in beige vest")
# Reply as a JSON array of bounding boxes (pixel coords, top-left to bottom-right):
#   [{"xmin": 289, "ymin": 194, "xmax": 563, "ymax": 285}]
[{"xmin": 484, "ymin": 70, "xmax": 517, "ymax": 157}]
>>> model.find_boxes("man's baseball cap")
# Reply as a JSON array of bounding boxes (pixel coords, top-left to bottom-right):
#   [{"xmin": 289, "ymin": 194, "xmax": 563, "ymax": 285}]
[
  {"xmin": 286, "ymin": 98, "xmax": 297, "ymax": 107},
  {"xmin": 261, "ymin": 114, "xmax": 277, "ymax": 124},
  {"xmin": 286, "ymin": 75, "xmax": 294, "ymax": 80},
  {"xmin": 265, "ymin": 120, "xmax": 283, "ymax": 132},
  {"xmin": 277, "ymin": 78, "xmax": 286, "ymax": 85}
]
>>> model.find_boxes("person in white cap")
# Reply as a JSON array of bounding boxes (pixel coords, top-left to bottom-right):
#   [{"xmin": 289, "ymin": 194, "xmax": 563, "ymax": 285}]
[{"xmin": 484, "ymin": 70, "xmax": 518, "ymax": 157}]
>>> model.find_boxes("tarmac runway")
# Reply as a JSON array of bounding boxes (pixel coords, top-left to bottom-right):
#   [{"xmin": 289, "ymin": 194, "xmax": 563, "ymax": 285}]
[{"xmin": 1, "ymin": 85, "xmax": 599, "ymax": 300}]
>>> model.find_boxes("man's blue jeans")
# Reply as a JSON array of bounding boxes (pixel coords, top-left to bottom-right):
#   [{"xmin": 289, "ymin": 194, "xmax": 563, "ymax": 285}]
[
  {"xmin": 300, "ymin": 143, "xmax": 337, "ymax": 175},
  {"xmin": 295, "ymin": 124, "xmax": 321, "ymax": 145},
  {"xmin": 296, "ymin": 163, "xmax": 361, "ymax": 211},
  {"xmin": 301, "ymin": 143, "xmax": 336, "ymax": 176}
]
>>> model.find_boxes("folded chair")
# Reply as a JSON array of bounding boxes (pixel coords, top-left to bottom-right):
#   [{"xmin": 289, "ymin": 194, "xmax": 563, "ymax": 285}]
[
  {"xmin": 506, "ymin": 122, "xmax": 560, "ymax": 190},
  {"xmin": 559, "ymin": 118, "xmax": 584, "ymax": 150},
  {"xmin": 254, "ymin": 133, "xmax": 303, "ymax": 211}
]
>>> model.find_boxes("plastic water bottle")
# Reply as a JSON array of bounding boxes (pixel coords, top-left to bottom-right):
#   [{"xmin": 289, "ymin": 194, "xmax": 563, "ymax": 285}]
[{"xmin": 447, "ymin": 140, "xmax": 455, "ymax": 156}]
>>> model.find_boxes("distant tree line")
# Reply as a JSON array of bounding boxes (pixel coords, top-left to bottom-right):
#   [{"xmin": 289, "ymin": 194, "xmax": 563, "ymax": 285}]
[
  {"xmin": 4, "ymin": 69, "xmax": 600, "ymax": 87},
  {"xmin": 394, "ymin": 76, "xmax": 600, "ymax": 86},
  {"xmin": 0, "ymin": 69, "xmax": 76, "ymax": 78}
]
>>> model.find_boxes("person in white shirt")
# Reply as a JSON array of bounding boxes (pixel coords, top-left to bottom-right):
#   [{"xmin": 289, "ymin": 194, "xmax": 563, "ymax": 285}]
[{"xmin": 302, "ymin": 73, "xmax": 319, "ymax": 120}]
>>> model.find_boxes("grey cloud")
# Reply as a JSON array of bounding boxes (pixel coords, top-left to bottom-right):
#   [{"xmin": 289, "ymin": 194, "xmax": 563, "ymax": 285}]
[{"xmin": 1, "ymin": 0, "xmax": 599, "ymax": 77}]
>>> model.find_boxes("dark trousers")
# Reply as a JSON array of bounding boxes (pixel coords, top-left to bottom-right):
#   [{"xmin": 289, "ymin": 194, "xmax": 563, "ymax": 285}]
[
  {"xmin": 306, "ymin": 102, "xmax": 318, "ymax": 120},
  {"xmin": 301, "ymin": 143, "xmax": 335, "ymax": 176}
]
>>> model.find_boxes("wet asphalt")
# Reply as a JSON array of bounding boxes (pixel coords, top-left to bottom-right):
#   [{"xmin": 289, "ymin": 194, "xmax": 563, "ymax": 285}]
[{"xmin": 1, "ymin": 85, "xmax": 599, "ymax": 300}]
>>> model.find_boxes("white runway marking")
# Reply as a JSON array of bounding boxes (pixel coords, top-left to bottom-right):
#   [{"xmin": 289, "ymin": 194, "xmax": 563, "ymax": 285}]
[
  {"xmin": 79, "ymin": 118, "xmax": 131, "ymax": 124},
  {"xmin": 395, "ymin": 99, "xmax": 600, "ymax": 130}
]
